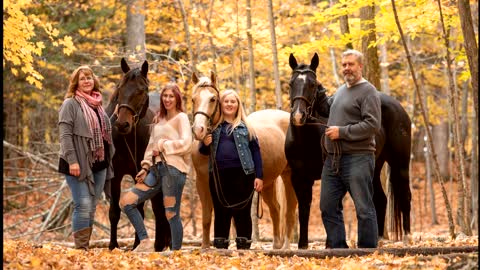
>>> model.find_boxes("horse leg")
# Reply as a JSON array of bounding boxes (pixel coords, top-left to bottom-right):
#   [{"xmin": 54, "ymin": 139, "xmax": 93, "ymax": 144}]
[
  {"xmin": 108, "ymin": 175, "xmax": 122, "ymax": 250},
  {"xmin": 150, "ymin": 191, "xmax": 171, "ymax": 251},
  {"xmin": 261, "ymin": 180, "xmax": 282, "ymax": 249},
  {"xmin": 196, "ymin": 172, "xmax": 213, "ymax": 249},
  {"xmin": 292, "ymin": 172, "xmax": 313, "ymax": 249},
  {"xmin": 281, "ymin": 168, "xmax": 297, "ymax": 249},
  {"xmin": 373, "ymin": 158, "xmax": 387, "ymax": 239}
]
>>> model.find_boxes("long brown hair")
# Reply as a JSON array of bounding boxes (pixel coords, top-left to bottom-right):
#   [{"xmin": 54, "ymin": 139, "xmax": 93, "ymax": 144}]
[
  {"xmin": 64, "ymin": 65, "xmax": 101, "ymax": 99},
  {"xmin": 153, "ymin": 82, "xmax": 184, "ymax": 123}
]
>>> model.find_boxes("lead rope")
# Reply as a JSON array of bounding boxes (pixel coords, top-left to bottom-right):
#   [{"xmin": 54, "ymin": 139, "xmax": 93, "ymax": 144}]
[
  {"xmin": 320, "ymin": 133, "xmax": 341, "ymax": 175},
  {"xmin": 124, "ymin": 124, "xmax": 138, "ymax": 174}
]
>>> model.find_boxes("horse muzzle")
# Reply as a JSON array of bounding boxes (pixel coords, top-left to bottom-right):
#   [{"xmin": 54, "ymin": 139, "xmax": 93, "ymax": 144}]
[
  {"xmin": 115, "ymin": 120, "xmax": 132, "ymax": 135},
  {"xmin": 291, "ymin": 110, "xmax": 306, "ymax": 127}
]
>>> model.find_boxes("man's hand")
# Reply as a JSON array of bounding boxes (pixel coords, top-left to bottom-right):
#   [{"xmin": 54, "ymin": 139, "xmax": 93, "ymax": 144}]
[{"xmin": 325, "ymin": 126, "xmax": 340, "ymax": 140}]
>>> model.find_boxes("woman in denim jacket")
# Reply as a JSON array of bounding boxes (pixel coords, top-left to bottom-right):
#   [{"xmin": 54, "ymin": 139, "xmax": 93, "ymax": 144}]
[
  {"xmin": 120, "ymin": 83, "xmax": 192, "ymax": 252},
  {"xmin": 199, "ymin": 89, "xmax": 264, "ymax": 250}
]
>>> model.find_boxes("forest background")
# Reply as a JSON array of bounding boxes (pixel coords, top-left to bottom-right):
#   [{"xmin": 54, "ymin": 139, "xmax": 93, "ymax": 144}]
[{"xmin": 2, "ymin": 0, "xmax": 479, "ymax": 264}]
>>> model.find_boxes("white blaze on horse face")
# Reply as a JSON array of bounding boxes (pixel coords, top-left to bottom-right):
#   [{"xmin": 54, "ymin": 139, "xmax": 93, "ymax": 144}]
[
  {"xmin": 192, "ymin": 90, "xmax": 215, "ymax": 140},
  {"xmin": 293, "ymin": 74, "xmax": 307, "ymax": 125}
]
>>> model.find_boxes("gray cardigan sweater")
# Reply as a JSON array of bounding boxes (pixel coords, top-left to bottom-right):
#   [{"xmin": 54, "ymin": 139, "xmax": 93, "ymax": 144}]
[{"xmin": 58, "ymin": 98, "xmax": 115, "ymax": 192}]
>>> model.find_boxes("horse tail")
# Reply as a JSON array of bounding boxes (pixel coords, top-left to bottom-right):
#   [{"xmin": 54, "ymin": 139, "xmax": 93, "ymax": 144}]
[{"xmin": 389, "ymin": 164, "xmax": 411, "ymax": 240}]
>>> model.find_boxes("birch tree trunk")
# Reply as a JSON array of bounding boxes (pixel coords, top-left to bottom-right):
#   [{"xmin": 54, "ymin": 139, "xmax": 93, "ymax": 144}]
[
  {"xmin": 267, "ymin": 0, "xmax": 282, "ymax": 110},
  {"xmin": 126, "ymin": 0, "xmax": 146, "ymax": 61},
  {"xmin": 246, "ymin": 0, "xmax": 256, "ymax": 113}
]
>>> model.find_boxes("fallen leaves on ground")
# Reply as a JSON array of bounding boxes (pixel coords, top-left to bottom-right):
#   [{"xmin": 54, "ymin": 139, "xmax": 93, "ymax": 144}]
[{"xmin": 3, "ymin": 236, "xmax": 478, "ymax": 270}]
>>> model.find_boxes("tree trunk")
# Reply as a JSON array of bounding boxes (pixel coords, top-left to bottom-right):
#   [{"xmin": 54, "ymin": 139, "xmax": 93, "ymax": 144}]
[
  {"xmin": 391, "ymin": 0, "xmax": 456, "ymax": 239},
  {"xmin": 126, "ymin": 0, "xmax": 146, "ymax": 61},
  {"xmin": 205, "ymin": 0, "xmax": 217, "ymax": 76},
  {"xmin": 379, "ymin": 40, "xmax": 390, "ymax": 94},
  {"xmin": 433, "ymin": 122, "xmax": 450, "ymax": 178},
  {"xmin": 178, "ymin": 0, "xmax": 195, "ymax": 74},
  {"xmin": 267, "ymin": 0, "xmax": 282, "ymax": 110},
  {"xmin": 457, "ymin": 0, "xmax": 478, "ymax": 121},
  {"xmin": 360, "ymin": 4, "xmax": 380, "ymax": 90},
  {"xmin": 246, "ymin": 0, "xmax": 256, "ymax": 113},
  {"xmin": 470, "ymin": 110, "xmax": 478, "ymax": 234},
  {"xmin": 436, "ymin": 0, "xmax": 471, "ymax": 236}
]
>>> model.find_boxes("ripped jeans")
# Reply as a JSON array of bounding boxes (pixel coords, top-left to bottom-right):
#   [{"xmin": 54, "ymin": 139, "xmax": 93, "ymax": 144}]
[{"xmin": 121, "ymin": 163, "xmax": 186, "ymax": 250}]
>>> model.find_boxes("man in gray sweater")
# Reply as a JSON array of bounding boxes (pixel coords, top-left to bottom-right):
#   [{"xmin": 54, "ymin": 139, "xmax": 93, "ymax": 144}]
[{"xmin": 320, "ymin": 49, "xmax": 381, "ymax": 248}]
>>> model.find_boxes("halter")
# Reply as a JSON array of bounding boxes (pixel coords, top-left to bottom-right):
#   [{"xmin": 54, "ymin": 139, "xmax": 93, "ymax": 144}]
[
  {"xmin": 117, "ymin": 94, "xmax": 148, "ymax": 126},
  {"xmin": 192, "ymin": 83, "xmax": 220, "ymax": 132},
  {"xmin": 290, "ymin": 68, "xmax": 318, "ymax": 121}
]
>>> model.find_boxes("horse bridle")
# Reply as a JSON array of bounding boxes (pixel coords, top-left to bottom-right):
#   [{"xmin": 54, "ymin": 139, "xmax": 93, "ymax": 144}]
[
  {"xmin": 117, "ymin": 94, "xmax": 149, "ymax": 126},
  {"xmin": 192, "ymin": 83, "xmax": 220, "ymax": 132},
  {"xmin": 290, "ymin": 68, "xmax": 318, "ymax": 120}
]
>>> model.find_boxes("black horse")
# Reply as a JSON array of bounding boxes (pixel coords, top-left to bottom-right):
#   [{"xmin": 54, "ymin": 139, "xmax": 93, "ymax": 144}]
[
  {"xmin": 105, "ymin": 58, "xmax": 171, "ymax": 251},
  {"xmin": 285, "ymin": 53, "xmax": 412, "ymax": 249}
]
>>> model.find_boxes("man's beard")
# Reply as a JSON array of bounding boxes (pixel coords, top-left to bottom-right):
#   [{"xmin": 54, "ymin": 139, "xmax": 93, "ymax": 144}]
[{"xmin": 344, "ymin": 73, "xmax": 356, "ymax": 85}]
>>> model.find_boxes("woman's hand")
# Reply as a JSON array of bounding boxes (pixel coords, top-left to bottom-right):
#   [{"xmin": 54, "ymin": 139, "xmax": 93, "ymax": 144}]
[
  {"xmin": 157, "ymin": 139, "xmax": 167, "ymax": 153},
  {"xmin": 254, "ymin": 178, "xmax": 263, "ymax": 192},
  {"xmin": 203, "ymin": 134, "xmax": 212, "ymax": 146},
  {"xmin": 135, "ymin": 168, "xmax": 148, "ymax": 183},
  {"xmin": 69, "ymin": 163, "xmax": 80, "ymax": 177}
]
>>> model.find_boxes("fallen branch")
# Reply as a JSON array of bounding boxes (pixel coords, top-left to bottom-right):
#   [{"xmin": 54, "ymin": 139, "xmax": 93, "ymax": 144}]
[{"xmin": 3, "ymin": 140, "xmax": 58, "ymax": 172}]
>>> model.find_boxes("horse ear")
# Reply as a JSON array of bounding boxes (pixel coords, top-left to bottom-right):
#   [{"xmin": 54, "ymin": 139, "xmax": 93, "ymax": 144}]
[
  {"xmin": 311, "ymin": 53, "xmax": 319, "ymax": 71},
  {"xmin": 289, "ymin": 53, "xmax": 298, "ymax": 70},
  {"xmin": 141, "ymin": 60, "xmax": 148, "ymax": 78},
  {"xmin": 192, "ymin": 72, "xmax": 199, "ymax": 84},
  {"xmin": 210, "ymin": 70, "xmax": 216, "ymax": 86},
  {"xmin": 121, "ymin": 58, "xmax": 130, "ymax": 73}
]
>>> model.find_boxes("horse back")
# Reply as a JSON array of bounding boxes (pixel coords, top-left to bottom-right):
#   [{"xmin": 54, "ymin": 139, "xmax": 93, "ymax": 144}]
[{"xmin": 378, "ymin": 93, "xmax": 411, "ymax": 162}]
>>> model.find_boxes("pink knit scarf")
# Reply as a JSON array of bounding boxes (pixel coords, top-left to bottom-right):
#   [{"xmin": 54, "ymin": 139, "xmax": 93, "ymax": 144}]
[{"xmin": 75, "ymin": 91, "xmax": 112, "ymax": 161}]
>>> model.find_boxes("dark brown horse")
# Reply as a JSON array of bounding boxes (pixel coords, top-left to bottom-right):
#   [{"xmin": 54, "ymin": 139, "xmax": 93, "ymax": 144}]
[
  {"xmin": 190, "ymin": 72, "xmax": 297, "ymax": 249},
  {"xmin": 105, "ymin": 58, "xmax": 171, "ymax": 251},
  {"xmin": 286, "ymin": 53, "xmax": 412, "ymax": 249}
]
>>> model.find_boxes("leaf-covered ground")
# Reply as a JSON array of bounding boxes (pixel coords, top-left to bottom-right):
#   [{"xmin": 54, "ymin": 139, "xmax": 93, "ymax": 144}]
[{"xmin": 3, "ymin": 235, "xmax": 478, "ymax": 270}]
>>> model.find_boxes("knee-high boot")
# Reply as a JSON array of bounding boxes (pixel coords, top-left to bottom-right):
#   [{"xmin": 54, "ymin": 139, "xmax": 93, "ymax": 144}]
[{"xmin": 73, "ymin": 227, "xmax": 92, "ymax": 250}]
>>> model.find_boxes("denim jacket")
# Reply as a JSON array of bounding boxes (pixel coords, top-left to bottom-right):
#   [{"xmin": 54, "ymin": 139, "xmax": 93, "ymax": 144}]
[{"xmin": 210, "ymin": 121, "xmax": 255, "ymax": 175}]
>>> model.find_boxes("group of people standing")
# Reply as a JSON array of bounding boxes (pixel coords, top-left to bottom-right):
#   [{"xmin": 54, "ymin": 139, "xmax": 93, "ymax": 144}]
[{"xmin": 58, "ymin": 49, "xmax": 380, "ymax": 252}]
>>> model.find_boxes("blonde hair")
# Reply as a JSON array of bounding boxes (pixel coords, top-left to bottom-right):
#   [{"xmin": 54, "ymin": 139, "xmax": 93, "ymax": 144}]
[
  {"xmin": 64, "ymin": 65, "xmax": 101, "ymax": 99},
  {"xmin": 216, "ymin": 89, "xmax": 256, "ymax": 140}
]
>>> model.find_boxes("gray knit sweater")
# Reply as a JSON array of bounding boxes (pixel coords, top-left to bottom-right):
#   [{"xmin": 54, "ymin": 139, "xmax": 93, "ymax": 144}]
[{"xmin": 324, "ymin": 80, "xmax": 381, "ymax": 154}]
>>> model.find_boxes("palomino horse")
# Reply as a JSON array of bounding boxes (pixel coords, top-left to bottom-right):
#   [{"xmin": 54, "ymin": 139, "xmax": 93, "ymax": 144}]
[
  {"xmin": 286, "ymin": 53, "xmax": 412, "ymax": 249},
  {"xmin": 190, "ymin": 71, "xmax": 297, "ymax": 249},
  {"xmin": 105, "ymin": 58, "xmax": 171, "ymax": 251}
]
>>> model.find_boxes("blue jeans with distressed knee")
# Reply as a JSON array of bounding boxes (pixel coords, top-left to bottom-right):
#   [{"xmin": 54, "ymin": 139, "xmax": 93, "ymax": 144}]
[
  {"xmin": 65, "ymin": 169, "xmax": 106, "ymax": 232},
  {"xmin": 122, "ymin": 163, "xmax": 186, "ymax": 250},
  {"xmin": 320, "ymin": 153, "xmax": 378, "ymax": 248}
]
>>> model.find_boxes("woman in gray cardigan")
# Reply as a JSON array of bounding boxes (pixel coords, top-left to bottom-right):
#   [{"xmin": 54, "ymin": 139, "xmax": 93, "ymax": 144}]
[{"xmin": 58, "ymin": 65, "xmax": 115, "ymax": 250}]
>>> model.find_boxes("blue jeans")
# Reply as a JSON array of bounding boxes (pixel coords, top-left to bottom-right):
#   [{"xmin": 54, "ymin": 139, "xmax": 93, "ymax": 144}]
[
  {"xmin": 122, "ymin": 163, "xmax": 186, "ymax": 250},
  {"xmin": 65, "ymin": 169, "xmax": 106, "ymax": 232},
  {"xmin": 320, "ymin": 154, "xmax": 378, "ymax": 248}
]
